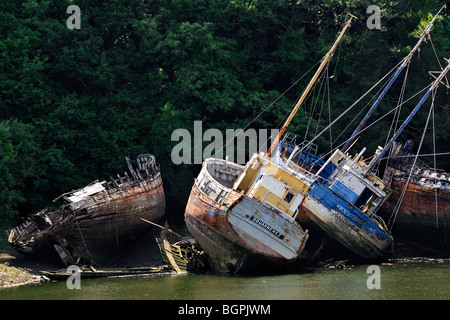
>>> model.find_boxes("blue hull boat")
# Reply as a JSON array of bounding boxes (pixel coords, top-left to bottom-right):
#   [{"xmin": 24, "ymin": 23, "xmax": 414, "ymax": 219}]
[{"xmin": 277, "ymin": 138, "xmax": 393, "ymax": 258}]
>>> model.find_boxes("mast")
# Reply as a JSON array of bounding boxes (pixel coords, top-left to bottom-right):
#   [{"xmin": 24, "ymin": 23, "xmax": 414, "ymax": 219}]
[
  {"xmin": 342, "ymin": 5, "xmax": 446, "ymax": 152},
  {"xmin": 266, "ymin": 13, "xmax": 357, "ymax": 158},
  {"xmin": 365, "ymin": 58, "xmax": 450, "ymax": 176}
]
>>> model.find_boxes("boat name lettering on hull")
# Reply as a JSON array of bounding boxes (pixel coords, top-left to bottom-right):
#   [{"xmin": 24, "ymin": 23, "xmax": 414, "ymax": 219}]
[
  {"xmin": 249, "ymin": 216, "xmax": 285, "ymax": 240},
  {"xmin": 336, "ymin": 204, "xmax": 351, "ymax": 216}
]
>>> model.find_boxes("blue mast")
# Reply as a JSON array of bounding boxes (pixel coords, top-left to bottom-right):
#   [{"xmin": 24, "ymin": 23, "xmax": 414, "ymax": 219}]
[
  {"xmin": 342, "ymin": 5, "xmax": 446, "ymax": 152},
  {"xmin": 365, "ymin": 59, "xmax": 450, "ymax": 176}
]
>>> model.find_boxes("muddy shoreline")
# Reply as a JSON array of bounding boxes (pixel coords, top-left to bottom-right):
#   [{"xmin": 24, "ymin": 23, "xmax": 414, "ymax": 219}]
[
  {"xmin": 1, "ymin": 230, "xmax": 446, "ymax": 289},
  {"xmin": 0, "ymin": 249, "xmax": 53, "ymax": 287},
  {"xmin": 0, "ymin": 233, "xmax": 166, "ymax": 288}
]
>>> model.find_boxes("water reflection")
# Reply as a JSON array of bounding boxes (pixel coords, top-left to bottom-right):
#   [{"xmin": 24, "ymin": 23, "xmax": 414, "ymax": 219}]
[{"xmin": 1, "ymin": 260, "xmax": 449, "ymax": 300}]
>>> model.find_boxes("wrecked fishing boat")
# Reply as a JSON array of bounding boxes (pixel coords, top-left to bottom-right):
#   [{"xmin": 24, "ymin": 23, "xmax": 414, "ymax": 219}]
[
  {"xmin": 296, "ymin": 145, "xmax": 393, "ymax": 259},
  {"xmin": 272, "ymin": 133, "xmax": 393, "ymax": 259},
  {"xmin": 380, "ymin": 141, "xmax": 450, "ymax": 256},
  {"xmin": 184, "ymin": 15, "xmax": 357, "ymax": 273},
  {"xmin": 153, "ymin": 221, "xmax": 210, "ymax": 273},
  {"xmin": 251, "ymin": 13, "xmax": 392, "ymax": 260},
  {"xmin": 184, "ymin": 155, "xmax": 310, "ymax": 273},
  {"xmin": 274, "ymin": 135, "xmax": 394, "ymax": 260},
  {"xmin": 8, "ymin": 154, "xmax": 166, "ymax": 266},
  {"xmin": 285, "ymin": 59, "xmax": 450, "ymax": 259},
  {"xmin": 305, "ymin": 57, "xmax": 450, "ymax": 259},
  {"xmin": 273, "ymin": 8, "xmax": 448, "ymax": 260}
]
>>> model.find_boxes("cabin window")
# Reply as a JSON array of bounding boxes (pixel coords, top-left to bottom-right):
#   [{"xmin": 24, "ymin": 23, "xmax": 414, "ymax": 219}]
[
  {"xmin": 284, "ymin": 192, "xmax": 294, "ymax": 203},
  {"xmin": 354, "ymin": 188, "xmax": 374, "ymax": 209},
  {"xmin": 215, "ymin": 189, "xmax": 228, "ymax": 203},
  {"xmin": 200, "ymin": 180, "xmax": 213, "ymax": 196}
]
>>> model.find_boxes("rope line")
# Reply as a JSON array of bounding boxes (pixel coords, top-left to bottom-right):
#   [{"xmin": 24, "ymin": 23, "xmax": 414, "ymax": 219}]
[{"xmin": 389, "ymin": 88, "xmax": 437, "ymax": 229}]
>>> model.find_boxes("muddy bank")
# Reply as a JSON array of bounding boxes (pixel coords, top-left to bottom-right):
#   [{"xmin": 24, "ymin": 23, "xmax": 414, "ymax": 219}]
[
  {"xmin": 0, "ymin": 233, "xmax": 165, "ymax": 288},
  {"xmin": 0, "ymin": 263, "xmax": 41, "ymax": 288},
  {"xmin": 0, "ymin": 249, "xmax": 52, "ymax": 288}
]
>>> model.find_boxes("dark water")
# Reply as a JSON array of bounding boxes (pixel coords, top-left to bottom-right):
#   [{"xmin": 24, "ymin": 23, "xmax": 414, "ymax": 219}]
[{"xmin": 0, "ymin": 258, "xmax": 449, "ymax": 300}]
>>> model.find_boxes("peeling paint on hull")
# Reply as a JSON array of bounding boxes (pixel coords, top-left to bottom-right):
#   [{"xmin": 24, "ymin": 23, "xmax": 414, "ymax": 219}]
[
  {"xmin": 184, "ymin": 158, "xmax": 309, "ymax": 274},
  {"xmin": 379, "ymin": 143, "xmax": 450, "ymax": 255},
  {"xmin": 303, "ymin": 183, "xmax": 392, "ymax": 259},
  {"xmin": 380, "ymin": 175, "xmax": 450, "ymax": 255},
  {"xmin": 8, "ymin": 155, "xmax": 166, "ymax": 266}
]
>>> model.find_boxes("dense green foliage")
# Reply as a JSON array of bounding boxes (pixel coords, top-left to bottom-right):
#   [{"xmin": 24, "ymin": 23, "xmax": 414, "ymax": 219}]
[{"xmin": 0, "ymin": 0, "xmax": 448, "ymax": 226}]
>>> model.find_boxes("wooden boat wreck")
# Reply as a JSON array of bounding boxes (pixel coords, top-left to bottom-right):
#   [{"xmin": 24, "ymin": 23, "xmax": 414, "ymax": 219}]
[
  {"xmin": 40, "ymin": 266, "xmax": 172, "ymax": 281},
  {"xmin": 8, "ymin": 154, "xmax": 166, "ymax": 266},
  {"xmin": 380, "ymin": 141, "xmax": 450, "ymax": 256},
  {"xmin": 184, "ymin": 15, "xmax": 359, "ymax": 273},
  {"xmin": 153, "ymin": 220, "xmax": 210, "ymax": 274},
  {"xmin": 185, "ymin": 155, "xmax": 310, "ymax": 274}
]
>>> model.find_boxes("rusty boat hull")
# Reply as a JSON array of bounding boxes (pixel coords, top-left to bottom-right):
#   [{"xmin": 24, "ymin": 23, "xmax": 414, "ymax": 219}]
[
  {"xmin": 8, "ymin": 154, "xmax": 166, "ymax": 266},
  {"xmin": 184, "ymin": 158, "xmax": 309, "ymax": 274},
  {"xmin": 380, "ymin": 145, "xmax": 450, "ymax": 256}
]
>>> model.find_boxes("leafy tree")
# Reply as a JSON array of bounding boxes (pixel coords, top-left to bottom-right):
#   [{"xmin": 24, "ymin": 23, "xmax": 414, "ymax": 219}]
[
  {"xmin": 0, "ymin": 120, "xmax": 39, "ymax": 225},
  {"xmin": 0, "ymin": 0, "xmax": 448, "ymax": 226}
]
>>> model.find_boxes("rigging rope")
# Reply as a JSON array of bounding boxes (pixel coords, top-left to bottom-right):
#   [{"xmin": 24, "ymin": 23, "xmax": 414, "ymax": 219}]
[
  {"xmin": 383, "ymin": 62, "xmax": 410, "ymax": 172},
  {"xmin": 313, "ymin": 68, "xmax": 328, "ymax": 139},
  {"xmin": 298, "ymin": 59, "xmax": 404, "ymax": 155},
  {"xmin": 302, "ymin": 81, "xmax": 432, "ymax": 170},
  {"xmin": 212, "ymin": 59, "xmax": 322, "ymax": 158},
  {"xmin": 389, "ymin": 88, "xmax": 437, "ymax": 230},
  {"xmin": 328, "ymin": 64, "xmax": 406, "ymax": 156},
  {"xmin": 429, "ymin": 35, "xmax": 450, "ymax": 89},
  {"xmin": 304, "ymin": 67, "xmax": 327, "ymax": 141},
  {"xmin": 380, "ymin": 152, "xmax": 450, "ymax": 160},
  {"xmin": 288, "ymin": 61, "xmax": 405, "ymax": 171},
  {"xmin": 75, "ymin": 216, "xmax": 92, "ymax": 263},
  {"xmin": 327, "ymin": 66, "xmax": 333, "ymax": 151},
  {"xmin": 432, "ymin": 87, "xmax": 439, "ymax": 228}
]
